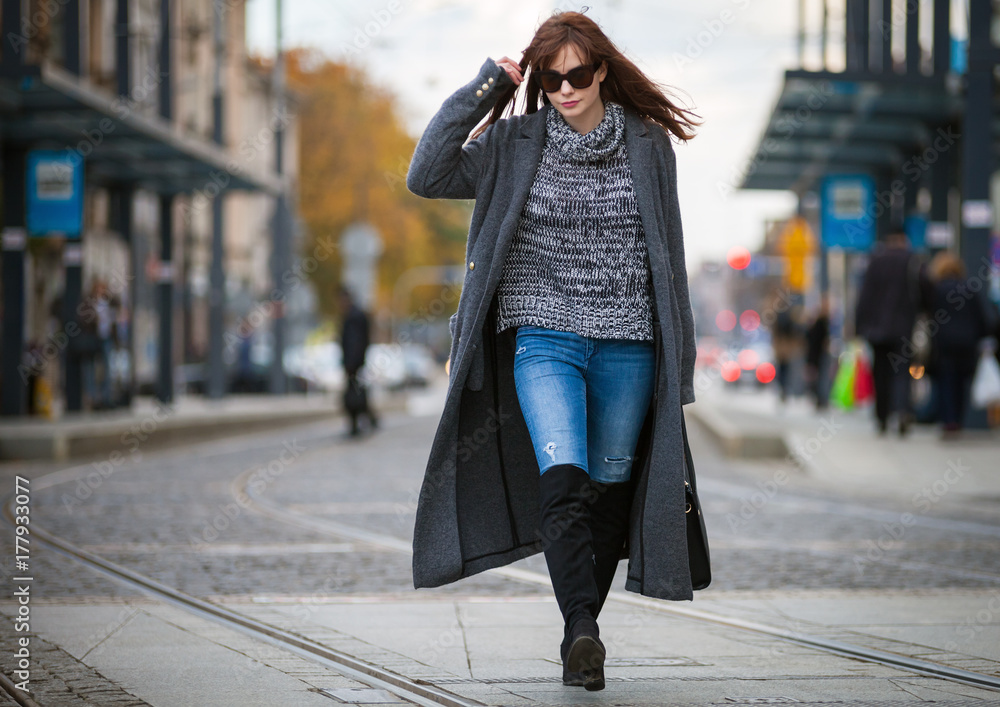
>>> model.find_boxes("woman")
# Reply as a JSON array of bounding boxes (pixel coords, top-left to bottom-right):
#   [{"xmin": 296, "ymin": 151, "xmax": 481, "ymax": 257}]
[
  {"xmin": 407, "ymin": 11, "xmax": 700, "ymax": 691},
  {"xmin": 926, "ymin": 251, "xmax": 992, "ymax": 437}
]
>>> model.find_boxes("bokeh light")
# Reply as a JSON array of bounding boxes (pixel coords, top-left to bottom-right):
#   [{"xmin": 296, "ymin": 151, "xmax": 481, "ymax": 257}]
[
  {"xmin": 737, "ymin": 349, "xmax": 759, "ymax": 370},
  {"xmin": 756, "ymin": 362, "xmax": 776, "ymax": 384},
  {"xmin": 727, "ymin": 246, "xmax": 752, "ymax": 270},
  {"xmin": 715, "ymin": 310, "xmax": 737, "ymax": 331},
  {"xmin": 721, "ymin": 361, "xmax": 741, "ymax": 382},
  {"xmin": 740, "ymin": 309, "xmax": 761, "ymax": 331}
]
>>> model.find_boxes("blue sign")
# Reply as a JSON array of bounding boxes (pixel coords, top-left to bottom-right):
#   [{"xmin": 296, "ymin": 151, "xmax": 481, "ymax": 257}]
[
  {"xmin": 905, "ymin": 214, "xmax": 928, "ymax": 250},
  {"xmin": 951, "ymin": 37, "xmax": 968, "ymax": 75},
  {"xmin": 27, "ymin": 150, "xmax": 83, "ymax": 238},
  {"xmin": 821, "ymin": 174, "xmax": 875, "ymax": 251}
]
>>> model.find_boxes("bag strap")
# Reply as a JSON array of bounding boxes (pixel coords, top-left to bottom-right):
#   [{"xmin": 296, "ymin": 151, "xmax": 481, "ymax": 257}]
[{"xmin": 681, "ymin": 413, "xmax": 697, "ymax": 493}]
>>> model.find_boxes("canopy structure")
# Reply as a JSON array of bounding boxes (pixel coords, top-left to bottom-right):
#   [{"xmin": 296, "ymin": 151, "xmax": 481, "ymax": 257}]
[
  {"xmin": 740, "ymin": 69, "xmax": 965, "ymax": 194},
  {"xmin": 0, "ymin": 60, "xmax": 285, "ymax": 196}
]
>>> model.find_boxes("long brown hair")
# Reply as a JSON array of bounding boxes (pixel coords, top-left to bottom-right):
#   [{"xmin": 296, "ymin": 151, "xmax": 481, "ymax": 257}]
[{"xmin": 471, "ymin": 11, "xmax": 700, "ymax": 141}]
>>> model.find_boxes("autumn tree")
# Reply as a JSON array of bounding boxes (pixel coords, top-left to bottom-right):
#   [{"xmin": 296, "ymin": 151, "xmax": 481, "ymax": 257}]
[{"xmin": 283, "ymin": 48, "xmax": 471, "ymax": 340}]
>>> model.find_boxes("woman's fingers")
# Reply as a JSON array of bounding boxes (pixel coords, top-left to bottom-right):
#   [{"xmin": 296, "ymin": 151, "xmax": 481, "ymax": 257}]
[{"xmin": 495, "ymin": 55, "xmax": 523, "ymax": 85}]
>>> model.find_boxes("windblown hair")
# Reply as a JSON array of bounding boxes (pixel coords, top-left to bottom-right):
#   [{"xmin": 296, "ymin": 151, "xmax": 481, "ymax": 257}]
[{"xmin": 471, "ymin": 11, "xmax": 700, "ymax": 141}]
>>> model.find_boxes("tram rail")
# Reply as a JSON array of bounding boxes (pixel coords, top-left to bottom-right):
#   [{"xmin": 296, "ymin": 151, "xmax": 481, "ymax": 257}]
[{"xmin": 3, "ymin": 419, "xmax": 999, "ymax": 705}]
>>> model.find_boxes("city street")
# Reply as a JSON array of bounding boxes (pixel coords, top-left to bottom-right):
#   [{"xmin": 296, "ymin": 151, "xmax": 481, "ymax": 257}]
[
  {"xmin": 1, "ymin": 379, "xmax": 999, "ymax": 706},
  {"xmin": 4, "ymin": 1, "xmax": 1000, "ymax": 705}
]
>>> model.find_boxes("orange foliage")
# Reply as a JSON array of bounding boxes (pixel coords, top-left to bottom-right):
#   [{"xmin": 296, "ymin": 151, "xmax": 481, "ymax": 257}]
[{"xmin": 284, "ymin": 48, "xmax": 470, "ymax": 325}]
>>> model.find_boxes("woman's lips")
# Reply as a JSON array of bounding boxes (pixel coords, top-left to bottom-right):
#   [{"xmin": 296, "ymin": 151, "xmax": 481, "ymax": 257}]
[{"xmin": 562, "ymin": 100, "xmax": 580, "ymax": 108}]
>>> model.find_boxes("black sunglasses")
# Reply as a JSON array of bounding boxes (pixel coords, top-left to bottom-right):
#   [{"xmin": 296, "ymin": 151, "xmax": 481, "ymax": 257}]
[{"xmin": 534, "ymin": 61, "xmax": 602, "ymax": 93}]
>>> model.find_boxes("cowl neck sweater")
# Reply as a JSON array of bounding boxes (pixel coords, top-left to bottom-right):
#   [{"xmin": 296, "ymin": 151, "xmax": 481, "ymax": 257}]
[
  {"xmin": 545, "ymin": 100, "xmax": 626, "ymax": 163},
  {"xmin": 494, "ymin": 101, "xmax": 653, "ymax": 341}
]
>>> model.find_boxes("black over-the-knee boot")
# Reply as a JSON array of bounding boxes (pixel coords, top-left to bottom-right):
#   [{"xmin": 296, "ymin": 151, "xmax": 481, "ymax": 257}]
[
  {"xmin": 588, "ymin": 479, "xmax": 634, "ymax": 614},
  {"xmin": 538, "ymin": 463, "xmax": 606, "ymax": 691}
]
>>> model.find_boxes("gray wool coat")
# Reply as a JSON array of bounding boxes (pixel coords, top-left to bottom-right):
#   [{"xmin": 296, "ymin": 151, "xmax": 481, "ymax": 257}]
[{"xmin": 406, "ymin": 57, "xmax": 698, "ymax": 602}]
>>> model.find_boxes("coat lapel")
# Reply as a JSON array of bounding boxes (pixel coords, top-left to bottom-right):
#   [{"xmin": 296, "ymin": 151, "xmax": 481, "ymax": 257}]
[
  {"xmin": 488, "ymin": 108, "xmax": 548, "ymax": 273},
  {"xmin": 625, "ymin": 113, "xmax": 663, "ymax": 269},
  {"xmin": 469, "ymin": 108, "xmax": 548, "ymax": 344}
]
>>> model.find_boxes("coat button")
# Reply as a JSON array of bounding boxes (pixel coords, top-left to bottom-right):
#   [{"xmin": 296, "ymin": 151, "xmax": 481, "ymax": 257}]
[
  {"xmin": 476, "ymin": 89, "xmax": 483, "ymax": 97},
  {"xmin": 488, "ymin": 77, "xmax": 494, "ymax": 84},
  {"xmin": 469, "ymin": 261, "xmax": 475, "ymax": 270},
  {"xmin": 482, "ymin": 83, "xmax": 489, "ymax": 90}
]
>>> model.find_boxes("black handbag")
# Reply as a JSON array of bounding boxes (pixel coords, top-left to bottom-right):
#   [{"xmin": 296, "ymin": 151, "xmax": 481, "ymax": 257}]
[
  {"xmin": 681, "ymin": 414, "xmax": 711, "ymax": 590},
  {"xmin": 343, "ymin": 376, "xmax": 368, "ymax": 414}
]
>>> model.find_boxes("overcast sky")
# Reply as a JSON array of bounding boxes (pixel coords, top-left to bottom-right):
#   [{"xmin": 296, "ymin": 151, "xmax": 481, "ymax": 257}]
[{"xmin": 246, "ymin": 0, "xmax": 808, "ymax": 268}]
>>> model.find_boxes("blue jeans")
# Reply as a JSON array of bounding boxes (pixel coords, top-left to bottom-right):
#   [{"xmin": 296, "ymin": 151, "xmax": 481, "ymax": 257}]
[{"xmin": 513, "ymin": 325, "xmax": 656, "ymax": 484}]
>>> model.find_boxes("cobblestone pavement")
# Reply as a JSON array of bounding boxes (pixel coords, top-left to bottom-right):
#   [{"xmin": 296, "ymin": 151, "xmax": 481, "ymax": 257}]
[
  {"xmin": 0, "ymin": 611, "xmax": 153, "ymax": 707},
  {"xmin": 2, "ymin": 393, "xmax": 1000, "ymax": 704},
  {"xmin": 6, "ymin": 403, "xmax": 999, "ymax": 601}
]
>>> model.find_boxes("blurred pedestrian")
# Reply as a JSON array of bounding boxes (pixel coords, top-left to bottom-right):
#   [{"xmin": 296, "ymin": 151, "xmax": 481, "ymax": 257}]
[
  {"xmin": 854, "ymin": 231, "xmax": 930, "ymax": 435},
  {"xmin": 91, "ymin": 280, "xmax": 115, "ymax": 409},
  {"xmin": 407, "ymin": 10, "xmax": 701, "ymax": 691},
  {"xmin": 926, "ymin": 251, "xmax": 996, "ymax": 438},
  {"xmin": 805, "ymin": 297, "xmax": 831, "ymax": 410},
  {"xmin": 337, "ymin": 286, "xmax": 378, "ymax": 437},
  {"xmin": 73, "ymin": 280, "xmax": 110, "ymax": 411},
  {"xmin": 770, "ymin": 300, "xmax": 805, "ymax": 403}
]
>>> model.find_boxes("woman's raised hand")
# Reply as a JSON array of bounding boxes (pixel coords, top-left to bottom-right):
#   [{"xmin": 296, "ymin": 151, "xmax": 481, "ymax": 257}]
[{"xmin": 494, "ymin": 56, "xmax": 524, "ymax": 86}]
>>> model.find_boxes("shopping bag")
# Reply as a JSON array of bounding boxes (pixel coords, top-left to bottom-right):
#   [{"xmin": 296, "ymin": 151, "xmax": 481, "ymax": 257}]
[
  {"xmin": 830, "ymin": 350, "xmax": 858, "ymax": 409},
  {"xmin": 853, "ymin": 351, "xmax": 874, "ymax": 403},
  {"xmin": 971, "ymin": 351, "xmax": 1000, "ymax": 408}
]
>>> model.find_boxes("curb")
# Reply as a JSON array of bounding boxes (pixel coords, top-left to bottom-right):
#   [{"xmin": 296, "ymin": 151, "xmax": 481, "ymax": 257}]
[
  {"xmin": 0, "ymin": 394, "xmax": 410, "ymax": 462},
  {"xmin": 687, "ymin": 401, "xmax": 789, "ymax": 459}
]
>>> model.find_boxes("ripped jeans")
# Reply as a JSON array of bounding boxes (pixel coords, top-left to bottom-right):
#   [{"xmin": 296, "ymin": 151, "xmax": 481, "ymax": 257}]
[{"xmin": 512, "ymin": 325, "xmax": 656, "ymax": 484}]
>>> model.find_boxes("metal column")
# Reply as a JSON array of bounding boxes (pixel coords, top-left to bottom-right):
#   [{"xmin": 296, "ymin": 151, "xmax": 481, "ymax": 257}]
[
  {"xmin": 1, "ymin": 0, "xmax": 26, "ymax": 417},
  {"xmin": 63, "ymin": 0, "xmax": 85, "ymax": 412},
  {"xmin": 112, "ymin": 187, "xmax": 134, "ymax": 405},
  {"xmin": 157, "ymin": 199, "xmax": 174, "ymax": 402},
  {"xmin": 960, "ymin": 0, "xmax": 993, "ymax": 428},
  {"xmin": 846, "ymin": 0, "xmax": 871, "ymax": 71},
  {"xmin": 115, "ymin": 0, "xmax": 136, "ymax": 407},
  {"xmin": 1, "ymin": 149, "xmax": 27, "ymax": 417},
  {"xmin": 269, "ymin": 0, "xmax": 288, "ymax": 394},
  {"xmin": 878, "ymin": 0, "xmax": 892, "ymax": 73},
  {"xmin": 207, "ymin": 0, "xmax": 227, "ymax": 399},
  {"xmin": 933, "ymin": 0, "xmax": 951, "ymax": 75},
  {"xmin": 905, "ymin": 0, "xmax": 921, "ymax": 74},
  {"xmin": 928, "ymin": 131, "xmax": 954, "ymax": 253},
  {"xmin": 960, "ymin": 0, "xmax": 993, "ymax": 269},
  {"xmin": 156, "ymin": 0, "xmax": 174, "ymax": 403}
]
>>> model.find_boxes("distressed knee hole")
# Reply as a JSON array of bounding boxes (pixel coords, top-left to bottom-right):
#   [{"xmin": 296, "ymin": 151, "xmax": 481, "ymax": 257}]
[
  {"xmin": 604, "ymin": 455, "xmax": 632, "ymax": 463},
  {"xmin": 515, "ymin": 345, "xmax": 527, "ymax": 354},
  {"xmin": 543, "ymin": 441, "xmax": 557, "ymax": 461}
]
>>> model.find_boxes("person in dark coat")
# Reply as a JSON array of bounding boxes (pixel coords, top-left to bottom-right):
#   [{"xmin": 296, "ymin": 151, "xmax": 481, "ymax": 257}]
[
  {"xmin": 770, "ymin": 301, "xmax": 805, "ymax": 403},
  {"xmin": 854, "ymin": 231, "xmax": 929, "ymax": 435},
  {"xmin": 406, "ymin": 11, "xmax": 701, "ymax": 691},
  {"xmin": 805, "ymin": 297, "xmax": 831, "ymax": 411},
  {"xmin": 338, "ymin": 286, "xmax": 378, "ymax": 437},
  {"xmin": 926, "ymin": 251, "xmax": 995, "ymax": 437}
]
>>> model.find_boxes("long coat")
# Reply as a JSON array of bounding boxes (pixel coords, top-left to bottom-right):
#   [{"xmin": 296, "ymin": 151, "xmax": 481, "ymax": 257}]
[
  {"xmin": 406, "ymin": 58, "xmax": 698, "ymax": 602},
  {"xmin": 854, "ymin": 244, "xmax": 925, "ymax": 346},
  {"xmin": 340, "ymin": 303, "xmax": 370, "ymax": 376}
]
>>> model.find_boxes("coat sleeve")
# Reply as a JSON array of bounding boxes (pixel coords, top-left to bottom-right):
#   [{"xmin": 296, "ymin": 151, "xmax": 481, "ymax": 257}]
[
  {"xmin": 660, "ymin": 138, "xmax": 698, "ymax": 405},
  {"xmin": 406, "ymin": 58, "xmax": 515, "ymax": 200},
  {"xmin": 854, "ymin": 258, "xmax": 877, "ymax": 339}
]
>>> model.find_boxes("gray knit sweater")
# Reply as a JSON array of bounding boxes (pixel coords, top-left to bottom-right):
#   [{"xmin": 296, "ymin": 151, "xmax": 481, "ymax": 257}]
[{"xmin": 494, "ymin": 101, "xmax": 654, "ymax": 340}]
